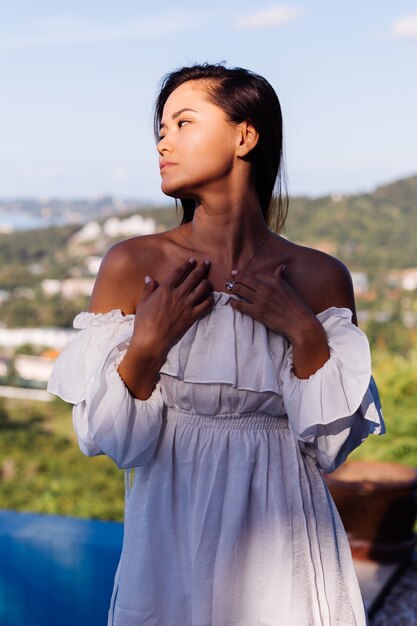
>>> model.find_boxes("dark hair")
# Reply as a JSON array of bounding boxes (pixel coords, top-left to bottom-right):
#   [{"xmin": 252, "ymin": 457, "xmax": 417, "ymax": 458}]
[{"xmin": 154, "ymin": 63, "xmax": 288, "ymax": 233}]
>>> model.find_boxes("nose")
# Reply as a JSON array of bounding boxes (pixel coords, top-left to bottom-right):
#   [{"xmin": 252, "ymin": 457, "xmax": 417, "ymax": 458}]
[{"xmin": 157, "ymin": 135, "xmax": 171, "ymax": 156}]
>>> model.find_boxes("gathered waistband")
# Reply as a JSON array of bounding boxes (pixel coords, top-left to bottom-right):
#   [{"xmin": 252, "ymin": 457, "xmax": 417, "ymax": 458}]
[{"xmin": 165, "ymin": 407, "xmax": 289, "ymax": 431}]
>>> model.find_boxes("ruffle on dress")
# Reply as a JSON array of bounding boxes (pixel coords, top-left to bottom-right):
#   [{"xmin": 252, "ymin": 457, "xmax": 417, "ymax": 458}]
[
  {"xmin": 47, "ymin": 296, "xmax": 384, "ymax": 471},
  {"xmin": 159, "ymin": 291, "xmax": 288, "ymax": 394},
  {"xmin": 48, "ymin": 309, "xmax": 134, "ymax": 404}
]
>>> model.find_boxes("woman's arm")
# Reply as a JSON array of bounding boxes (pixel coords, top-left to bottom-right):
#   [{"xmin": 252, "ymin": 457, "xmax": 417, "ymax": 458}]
[
  {"xmin": 230, "ymin": 252, "xmax": 356, "ymax": 379},
  {"xmin": 89, "ymin": 243, "xmax": 213, "ymax": 399}
]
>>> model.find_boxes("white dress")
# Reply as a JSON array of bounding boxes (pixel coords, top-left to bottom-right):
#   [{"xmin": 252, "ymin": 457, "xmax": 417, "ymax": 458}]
[{"xmin": 48, "ymin": 291, "xmax": 384, "ymax": 626}]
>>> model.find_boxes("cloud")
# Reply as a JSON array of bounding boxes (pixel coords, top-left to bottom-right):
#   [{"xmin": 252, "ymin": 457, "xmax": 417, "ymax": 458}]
[
  {"xmin": 391, "ymin": 13, "xmax": 417, "ymax": 40},
  {"xmin": 0, "ymin": 13, "xmax": 201, "ymax": 48},
  {"xmin": 235, "ymin": 5, "xmax": 304, "ymax": 31}
]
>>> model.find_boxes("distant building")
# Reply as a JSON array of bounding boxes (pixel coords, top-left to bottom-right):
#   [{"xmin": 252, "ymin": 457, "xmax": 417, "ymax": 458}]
[
  {"xmin": 0, "ymin": 357, "xmax": 8, "ymax": 378},
  {"xmin": 60, "ymin": 278, "xmax": 95, "ymax": 299},
  {"xmin": 71, "ymin": 221, "xmax": 102, "ymax": 244},
  {"xmin": 15, "ymin": 354, "xmax": 56, "ymax": 384},
  {"xmin": 387, "ymin": 268, "xmax": 417, "ymax": 291},
  {"xmin": 0, "ymin": 327, "xmax": 75, "ymax": 349},
  {"xmin": 351, "ymin": 272, "xmax": 369, "ymax": 295},
  {"xmin": 85, "ymin": 256, "xmax": 102, "ymax": 275},
  {"xmin": 13, "ymin": 287, "xmax": 35, "ymax": 299},
  {"xmin": 0, "ymin": 223, "xmax": 13, "ymax": 234},
  {"xmin": 41, "ymin": 279, "xmax": 62, "ymax": 296},
  {"xmin": 28, "ymin": 263, "xmax": 45, "ymax": 275},
  {"xmin": 103, "ymin": 215, "xmax": 156, "ymax": 237},
  {"xmin": 0, "ymin": 290, "xmax": 10, "ymax": 305},
  {"xmin": 41, "ymin": 277, "xmax": 95, "ymax": 299}
]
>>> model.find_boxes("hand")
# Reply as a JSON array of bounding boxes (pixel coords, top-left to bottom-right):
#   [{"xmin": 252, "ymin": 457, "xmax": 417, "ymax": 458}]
[
  {"xmin": 229, "ymin": 265, "xmax": 330, "ymax": 378},
  {"xmin": 119, "ymin": 258, "xmax": 213, "ymax": 399},
  {"xmin": 229, "ymin": 265, "xmax": 317, "ymax": 342},
  {"xmin": 132, "ymin": 257, "xmax": 213, "ymax": 357}
]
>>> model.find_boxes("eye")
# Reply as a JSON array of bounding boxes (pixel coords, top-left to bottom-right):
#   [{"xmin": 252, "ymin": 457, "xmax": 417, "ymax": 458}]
[{"xmin": 178, "ymin": 119, "xmax": 190, "ymax": 128}]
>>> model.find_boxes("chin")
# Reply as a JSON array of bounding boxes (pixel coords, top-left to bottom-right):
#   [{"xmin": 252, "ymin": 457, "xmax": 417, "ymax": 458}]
[
  {"xmin": 161, "ymin": 187, "xmax": 176, "ymax": 199},
  {"xmin": 161, "ymin": 179, "xmax": 179, "ymax": 197},
  {"xmin": 161, "ymin": 180, "xmax": 194, "ymax": 201}
]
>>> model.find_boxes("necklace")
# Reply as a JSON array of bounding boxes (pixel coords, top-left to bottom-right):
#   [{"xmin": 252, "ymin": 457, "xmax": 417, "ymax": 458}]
[{"xmin": 187, "ymin": 231, "xmax": 272, "ymax": 292}]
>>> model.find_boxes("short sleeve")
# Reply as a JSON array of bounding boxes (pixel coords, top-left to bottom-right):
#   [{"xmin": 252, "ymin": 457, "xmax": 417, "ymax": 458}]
[
  {"xmin": 279, "ymin": 307, "xmax": 385, "ymax": 472},
  {"xmin": 48, "ymin": 310, "xmax": 164, "ymax": 469}
]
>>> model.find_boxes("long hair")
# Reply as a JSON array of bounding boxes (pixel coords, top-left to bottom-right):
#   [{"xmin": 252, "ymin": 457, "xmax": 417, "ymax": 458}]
[{"xmin": 154, "ymin": 63, "xmax": 288, "ymax": 233}]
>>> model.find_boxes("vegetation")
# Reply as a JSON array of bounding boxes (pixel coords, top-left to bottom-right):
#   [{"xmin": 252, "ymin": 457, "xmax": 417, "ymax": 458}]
[
  {"xmin": 1, "ymin": 175, "xmax": 416, "ymax": 331},
  {"xmin": 0, "ymin": 292, "xmax": 89, "ymax": 328},
  {"xmin": 0, "ymin": 397, "xmax": 124, "ymax": 521},
  {"xmin": 0, "ymin": 345, "xmax": 414, "ymax": 522},
  {"xmin": 0, "ymin": 225, "xmax": 79, "ymax": 288},
  {"xmin": 284, "ymin": 174, "xmax": 417, "ymax": 277},
  {"xmin": 351, "ymin": 347, "xmax": 417, "ymax": 466},
  {"xmin": 0, "ymin": 174, "xmax": 416, "ymax": 519},
  {"xmin": 0, "ymin": 208, "xmax": 180, "ymax": 327}
]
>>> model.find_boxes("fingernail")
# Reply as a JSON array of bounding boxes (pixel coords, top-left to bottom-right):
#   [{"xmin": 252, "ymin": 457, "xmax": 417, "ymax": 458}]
[
  {"xmin": 188, "ymin": 257, "xmax": 196, "ymax": 264},
  {"xmin": 231, "ymin": 269, "xmax": 238, "ymax": 276},
  {"xmin": 145, "ymin": 276, "xmax": 151, "ymax": 284}
]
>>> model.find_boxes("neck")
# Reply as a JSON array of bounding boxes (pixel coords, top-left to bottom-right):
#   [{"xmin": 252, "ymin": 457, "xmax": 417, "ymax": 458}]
[{"xmin": 183, "ymin": 192, "xmax": 270, "ymax": 270}]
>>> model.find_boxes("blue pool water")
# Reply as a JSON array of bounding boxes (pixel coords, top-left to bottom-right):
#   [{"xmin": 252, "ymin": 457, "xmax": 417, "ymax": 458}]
[{"xmin": 0, "ymin": 510, "xmax": 123, "ymax": 626}]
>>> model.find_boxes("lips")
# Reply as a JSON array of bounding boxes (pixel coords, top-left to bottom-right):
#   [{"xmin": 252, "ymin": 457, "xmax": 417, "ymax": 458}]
[{"xmin": 159, "ymin": 161, "xmax": 177, "ymax": 171}]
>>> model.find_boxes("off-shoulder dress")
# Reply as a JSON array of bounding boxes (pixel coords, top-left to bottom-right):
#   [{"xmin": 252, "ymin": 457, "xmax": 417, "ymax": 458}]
[{"xmin": 48, "ymin": 291, "xmax": 384, "ymax": 626}]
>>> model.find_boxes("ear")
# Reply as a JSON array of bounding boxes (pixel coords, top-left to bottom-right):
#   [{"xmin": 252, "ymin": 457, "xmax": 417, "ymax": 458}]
[{"xmin": 235, "ymin": 121, "xmax": 259, "ymax": 158}]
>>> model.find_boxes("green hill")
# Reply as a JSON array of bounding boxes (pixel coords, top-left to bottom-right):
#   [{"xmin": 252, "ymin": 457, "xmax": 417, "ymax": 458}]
[
  {"xmin": 0, "ymin": 173, "xmax": 416, "ymax": 295},
  {"xmin": 284, "ymin": 174, "xmax": 417, "ymax": 277}
]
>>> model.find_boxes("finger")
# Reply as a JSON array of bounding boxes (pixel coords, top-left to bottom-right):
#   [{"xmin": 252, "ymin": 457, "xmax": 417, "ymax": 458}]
[
  {"xmin": 229, "ymin": 281, "xmax": 256, "ymax": 303},
  {"xmin": 180, "ymin": 260, "xmax": 211, "ymax": 294},
  {"xmin": 141, "ymin": 276, "xmax": 159, "ymax": 301},
  {"xmin": 191, "ymin": 292, "xmax": 214, "ymax": 318},
  {"xmin": 189, "ymin": 278, "xmax": 212, "ymax": 304},
  {"xmin": 229, "ymin": 297, "xmax": 251, "ymax": 315},
  {"xmin": 164, "ymin": 258, "xmax": 197, "ymax": 287}
]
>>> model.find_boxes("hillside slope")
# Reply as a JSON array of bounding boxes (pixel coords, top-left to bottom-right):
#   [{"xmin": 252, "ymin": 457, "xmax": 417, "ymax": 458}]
[{"xmin": 284, "ymin": 174, "xmax": 417, "ymax": 276}]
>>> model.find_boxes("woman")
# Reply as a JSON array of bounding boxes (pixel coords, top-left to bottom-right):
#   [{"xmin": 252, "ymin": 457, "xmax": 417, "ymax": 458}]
[{"xmin": 49, "ymin": 63, "xmax": 384, "ymax": 625}]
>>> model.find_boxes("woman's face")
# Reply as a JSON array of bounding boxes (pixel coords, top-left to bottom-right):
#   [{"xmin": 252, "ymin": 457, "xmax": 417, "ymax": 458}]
[{"xmin": 157, "ymin": 80, "xmax": 241, "ymax": 199}]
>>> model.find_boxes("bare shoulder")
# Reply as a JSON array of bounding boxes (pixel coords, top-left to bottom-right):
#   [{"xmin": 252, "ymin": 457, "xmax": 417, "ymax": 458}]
[
  {"xmin": 89, "ymin": 231, "xmax": 172, "ymax": 315},
  {"xmin": 278, "ymin": 238, "xmax": 357, "ymax": 322}
]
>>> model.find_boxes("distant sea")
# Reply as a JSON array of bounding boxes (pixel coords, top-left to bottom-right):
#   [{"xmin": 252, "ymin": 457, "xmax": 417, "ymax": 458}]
[{"xmin": 0, "ymin": 214, "xmax": 66, "ymax": 232}]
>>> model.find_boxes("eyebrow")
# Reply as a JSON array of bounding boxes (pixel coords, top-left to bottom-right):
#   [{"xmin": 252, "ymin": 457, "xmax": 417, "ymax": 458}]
[{"xmin": 160, "ymin": 108, "xmax": 198, "ymax": 130}]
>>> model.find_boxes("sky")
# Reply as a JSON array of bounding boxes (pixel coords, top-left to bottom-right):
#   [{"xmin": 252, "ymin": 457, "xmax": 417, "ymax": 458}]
[{"xmin": 1, "ymin": 1, "xmax": 417, "ymax": 204}]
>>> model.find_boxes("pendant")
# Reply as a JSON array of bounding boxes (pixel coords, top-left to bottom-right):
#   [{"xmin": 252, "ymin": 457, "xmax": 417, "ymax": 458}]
[{"xmin": 226, "ymin": 280, "xmax": 235, "ymax": 292}]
